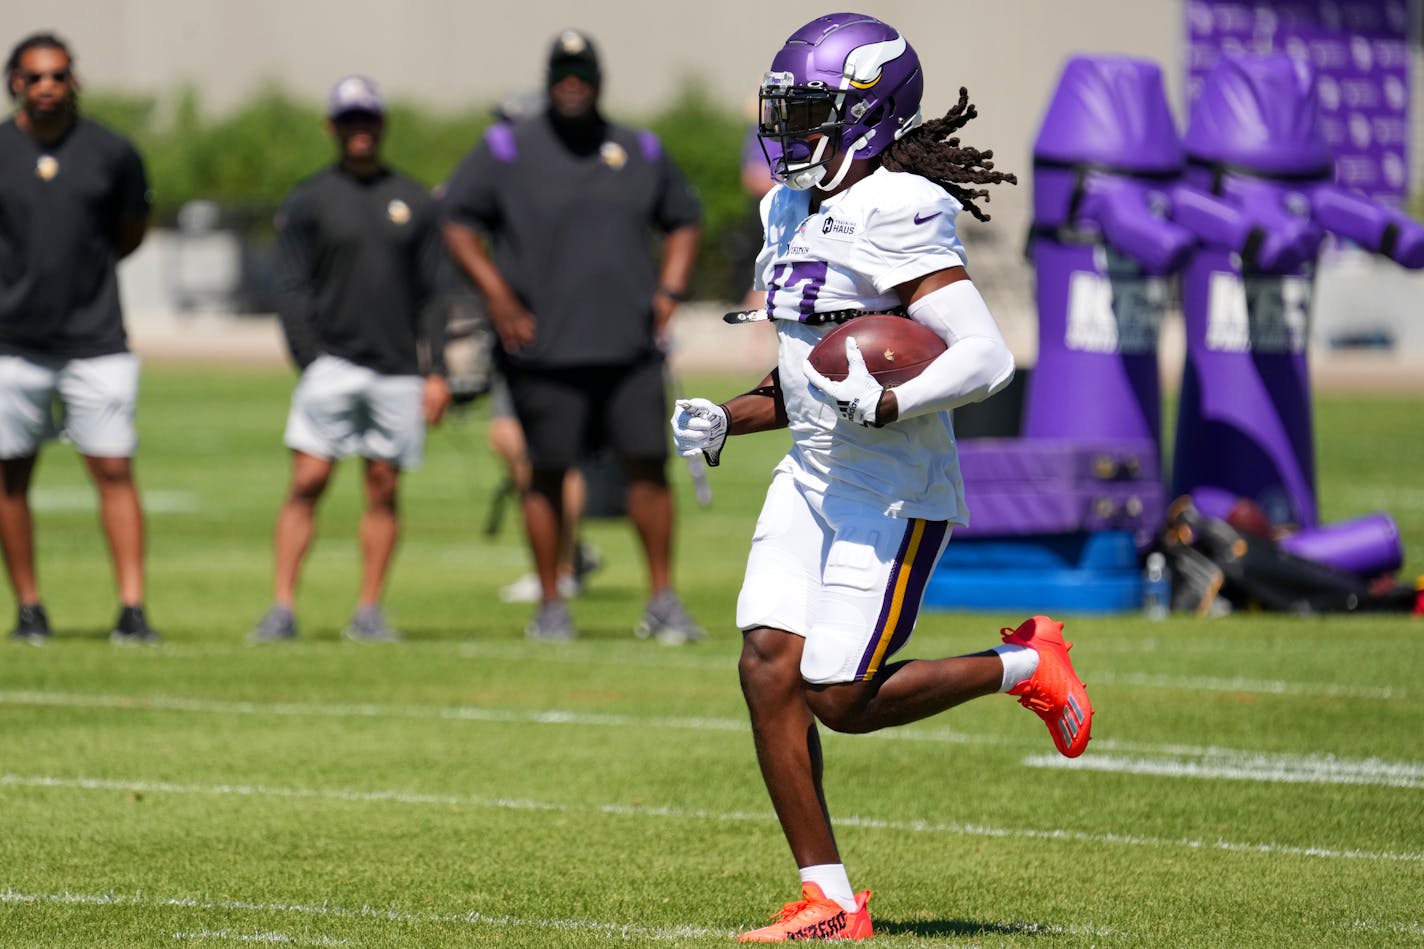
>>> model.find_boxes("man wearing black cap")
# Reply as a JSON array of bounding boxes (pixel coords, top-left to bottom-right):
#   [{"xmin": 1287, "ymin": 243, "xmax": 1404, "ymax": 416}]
[
  {"xmin": 442, "ymin": 29, "xmax": 704, "ymax": 643},
  {"xmin": 249, "ymin": 75, "xmax": 450, "ymax": 644}
]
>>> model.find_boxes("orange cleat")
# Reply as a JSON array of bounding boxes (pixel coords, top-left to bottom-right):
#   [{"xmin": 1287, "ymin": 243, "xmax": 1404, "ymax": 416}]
[
  {"xmin": 1001, "ymin": 615, "xmax": 1093, "ymax": 758},
  {"xmin": 738, "ymin": 883, "xmax": 873, "ymax": 942}
]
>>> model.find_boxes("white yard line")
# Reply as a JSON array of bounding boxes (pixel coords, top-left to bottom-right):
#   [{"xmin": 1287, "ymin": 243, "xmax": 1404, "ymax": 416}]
[
  {"xmin": 168, "ymin": 929, "xmax": 351, "ymax": 946},
  {"xmin": 1024, "ymin": 752, "xmax": 1424, "ymax": 789},
  {"xmin": 1082, "ymin": 671, "xmax": 1402, "ymax": 701},
  {"xmin": 0, "ymin": 689, "xmax": 749, "ymax": 733},
  {"xmin": 1343, "ymin": 919, "xmax": 1424, "ymax": 937},
  {"xmin": 2, "ymin": 773, "xmax": 1421, "ymax": 865}
]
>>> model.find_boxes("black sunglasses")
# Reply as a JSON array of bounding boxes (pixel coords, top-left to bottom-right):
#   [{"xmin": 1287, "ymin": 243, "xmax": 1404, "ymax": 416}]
[
  {"xmin": 20, "ymin": 69, "xmax": 71, "ymax": 85},
  {"xmin": 549, "ymin": 63, "xmax": 598, "ymax": 84},
  {"xmin": 332, "ymin": 109, "xmax": 383, "ymax": 124}
]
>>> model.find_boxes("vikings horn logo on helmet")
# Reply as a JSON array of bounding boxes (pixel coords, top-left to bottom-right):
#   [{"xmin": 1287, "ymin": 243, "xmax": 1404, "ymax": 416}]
[{"xmin": 756, "ymin": 13, "xmax": 923, "ymax": 191}]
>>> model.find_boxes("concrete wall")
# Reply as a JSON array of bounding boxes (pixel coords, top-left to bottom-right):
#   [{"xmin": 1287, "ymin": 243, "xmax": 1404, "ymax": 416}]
[
  {"xmin": 19, "ymin": 0, "xmax": 1185, "ymax": 245},
  {"xmin": 18, "ymin": 2, "xmax": 1423, "ymax": 377}
]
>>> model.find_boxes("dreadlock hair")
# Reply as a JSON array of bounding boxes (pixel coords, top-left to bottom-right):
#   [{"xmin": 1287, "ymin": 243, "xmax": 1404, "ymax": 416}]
[
  {"xmin": 880, "ymin": 87, "xmax": 1016, "ymax": 222},
  {"xmin": 7, "ymin": 32, "xmax": 73, "ymax": 100}
]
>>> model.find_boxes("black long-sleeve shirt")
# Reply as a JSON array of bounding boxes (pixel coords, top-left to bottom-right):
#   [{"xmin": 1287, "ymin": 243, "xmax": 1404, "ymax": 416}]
[{"xmin": 274, "ymin": 164, "xmax": 445, "ymax": 376}]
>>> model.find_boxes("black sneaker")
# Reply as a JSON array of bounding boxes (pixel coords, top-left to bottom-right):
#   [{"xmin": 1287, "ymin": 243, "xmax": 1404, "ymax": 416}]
[
  {"xmin": 110, "ymin": 605, "xmax": 160, "ymax": 646},
  {"xmin": 9, "ymin": 604, "xmax": 52, "ymax": 645}
]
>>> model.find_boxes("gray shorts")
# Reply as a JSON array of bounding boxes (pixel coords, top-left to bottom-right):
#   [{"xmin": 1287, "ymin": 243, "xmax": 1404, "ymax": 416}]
[
  {"xmin": 0, "ymin": 352, "xmax": 140, "ymax": 459},
  {"xmin": 488, "ymin": 371, "xmax": 515, "ymax": 421},
  {"xmin": 284, "ymin": 355, "xmax": 425, "ymax": 469}
]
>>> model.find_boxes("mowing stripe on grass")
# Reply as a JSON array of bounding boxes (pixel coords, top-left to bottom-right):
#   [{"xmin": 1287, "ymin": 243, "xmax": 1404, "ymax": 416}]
[
  {"xmin": 147, "ymin": 642, "xmax": 1411, "ymax": 703},
  {"xmin": 3, "ymin": 773, "xmax": 1421, "ymax": 865},
  {"xmin": 5, "ymin": 689, "xmax": 1421, "ymax": 772},
  {"xmin": 0, "ymin": 889, "xmax": 731, "ymax": 942},
  {"xmin": 0, "ymin": 888, "xmax": 1125, "ymax": 944},
  {"xmin": 0, "ymin": 689, "xmax": 747, "ymax": 733},
  {"xmin": 1085, "ymin": 672, "xmax": 1401, "ymax": 701},
  {"xmin": 31, "ymin": 487, "xmax": 199, "ymax": 514},
  {"xmin": 1024, "ymin": 753, "xmax": 1424, "ymax": 789}
]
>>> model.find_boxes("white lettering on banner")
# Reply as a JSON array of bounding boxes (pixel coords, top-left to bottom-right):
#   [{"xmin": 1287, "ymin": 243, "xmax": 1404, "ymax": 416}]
[
  {"xmin": 1206, "ymin": 272, "xmax": 1250, "ymax": 352},
  {"xmin": 1064, "ymin": 250, "xmax": 1165, "ymax": 355},
  {"xmin": 1066, "ymin": 271, "xmax": 1118, "ymax": 353},
  {"xmin": 1205, "ymin": 272, "xmax": 1312, "ymax": 354}
]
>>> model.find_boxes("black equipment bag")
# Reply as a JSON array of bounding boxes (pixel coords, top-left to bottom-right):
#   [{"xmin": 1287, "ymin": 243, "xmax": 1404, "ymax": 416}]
[{"xmin": 1160, "ymin": 498, "xmax": 1419, "ymax": 615}]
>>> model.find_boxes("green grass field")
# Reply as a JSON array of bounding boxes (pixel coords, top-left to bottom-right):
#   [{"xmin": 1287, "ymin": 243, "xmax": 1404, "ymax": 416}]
[{"xmin": 2, "ymin": 367, "xmax": 1421, "ymax": 947}]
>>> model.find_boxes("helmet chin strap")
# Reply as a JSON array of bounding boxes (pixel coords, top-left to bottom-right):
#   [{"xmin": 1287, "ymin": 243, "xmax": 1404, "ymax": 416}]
[
  {"xmin": 784, "ymin": 133, "xmax": 868, "ymax": 192},
  {"xmin": 816, "ymin": 134, "xmax": 869, "ymax": 191},
  {"xmin": 783, "ymin": 136, "xmax": 831, "ymax": 191}
]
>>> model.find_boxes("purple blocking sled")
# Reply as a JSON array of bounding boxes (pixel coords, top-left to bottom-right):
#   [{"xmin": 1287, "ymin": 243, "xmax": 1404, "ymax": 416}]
[
  {"xmin": 954, "ymin": 438, "xmax": 1164, "ymax": 550},
  {"xmin": 1172, "ymin": 54, "xmax": 1424, "ymax": 532},
  {"xmin": 1024, "ymin": 56, "xmax": 1191, "ymax": 454}
]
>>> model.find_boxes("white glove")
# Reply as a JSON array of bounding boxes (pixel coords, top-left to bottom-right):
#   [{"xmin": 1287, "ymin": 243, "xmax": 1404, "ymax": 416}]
[
  {"xmin": 671, "ymin": 398, "xmax": 729, "ymax": 467},
  {"xmin": 803, "ymin": 337, "xmax": 885, "ymax": 427}
]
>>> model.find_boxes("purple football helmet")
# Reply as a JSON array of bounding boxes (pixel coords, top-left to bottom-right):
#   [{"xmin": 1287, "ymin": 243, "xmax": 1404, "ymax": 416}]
[{"xmin": 759, "ymin": 13, "xmax": 923, "ymax": 191}]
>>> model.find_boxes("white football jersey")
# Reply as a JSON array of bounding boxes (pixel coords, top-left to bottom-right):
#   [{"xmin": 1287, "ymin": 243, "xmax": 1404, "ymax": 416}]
[
  {"xmin": 754, "ymin": 168, "xmax": 972, "ymax": 522},
  {"xmin": 755, "ymin": 166, "xmax": 967, "ymax": 315}
]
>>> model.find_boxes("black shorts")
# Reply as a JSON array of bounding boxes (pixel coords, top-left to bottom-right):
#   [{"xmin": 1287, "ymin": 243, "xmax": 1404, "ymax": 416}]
[{"xmin": 503, "ymin": 357, "xmax": 669, "ymax": 469}]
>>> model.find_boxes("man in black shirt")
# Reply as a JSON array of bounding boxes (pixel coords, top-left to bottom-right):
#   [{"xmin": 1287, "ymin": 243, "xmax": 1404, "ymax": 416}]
[
  {"xmin": 249, "ymin": 75, "xmax": 450, "ymax": 644},
  {"xmin": 0, "ymin": 33, "xmax": 157, "ymax": 645},
  {"xmin": 443, "ymin": 30, "xmax": 704, "ymax": 643}
]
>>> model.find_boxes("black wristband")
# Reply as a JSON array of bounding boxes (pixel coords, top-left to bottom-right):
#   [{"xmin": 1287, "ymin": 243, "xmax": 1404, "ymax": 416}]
[{"xmin": 656, "ymin": 285, "xmax": 691, "ymax": 302}]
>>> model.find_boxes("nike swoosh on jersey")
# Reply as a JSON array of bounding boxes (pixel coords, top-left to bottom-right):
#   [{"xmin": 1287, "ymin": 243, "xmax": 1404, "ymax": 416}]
[{"xmin": 913, "ymin": 211, "xmax": 943, "ymax": 225}]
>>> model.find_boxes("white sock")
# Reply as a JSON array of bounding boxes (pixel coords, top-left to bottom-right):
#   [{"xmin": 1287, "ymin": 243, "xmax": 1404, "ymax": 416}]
[
  {"xmin": 993, "ymin": 643, "xmax": 1039, "ymax": 692},
  {"xmin": 799, "ymin": 864, "xmax": 857, "ymax": 913}
]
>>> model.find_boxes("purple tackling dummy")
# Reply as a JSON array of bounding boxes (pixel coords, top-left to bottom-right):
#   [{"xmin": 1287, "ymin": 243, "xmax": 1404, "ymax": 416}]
[
  {"xmin": 1023, "ymin": 57, "xmax": 1192, "ymax": 453},
  {"xmin": 1171, "ymin": 54, "xmax": 1424, "ymax": 531}
]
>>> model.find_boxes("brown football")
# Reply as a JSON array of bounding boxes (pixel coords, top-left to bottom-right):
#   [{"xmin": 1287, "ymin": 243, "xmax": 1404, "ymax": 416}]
[{"xmin": 808, "ymin": 314, "xmax": 947, "ymax": 386}]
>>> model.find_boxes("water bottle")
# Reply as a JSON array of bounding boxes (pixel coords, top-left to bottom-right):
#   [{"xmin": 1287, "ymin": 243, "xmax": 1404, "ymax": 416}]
[{"xmin": 1142, "ymin": 551, "xmax": 1171, "ymax": 620}]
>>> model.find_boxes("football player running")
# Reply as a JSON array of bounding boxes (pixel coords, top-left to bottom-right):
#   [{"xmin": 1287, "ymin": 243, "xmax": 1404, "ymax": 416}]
[{"xmin": 670, "ymin": 14, "xmax": 1094, "ymax": 942}]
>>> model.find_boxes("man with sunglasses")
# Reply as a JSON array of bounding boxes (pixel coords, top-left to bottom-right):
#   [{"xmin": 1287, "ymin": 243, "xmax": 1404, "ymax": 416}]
[
  {"xmin": 0, "ymin": 33, "xmax": 157, "ymax": 645},
  {"xmin": 248, "ymin": 75, "xmax": 450, "ymax": 644},
  {"xmin": 442, "ymin": 30, "xmax": 704, "ymax": 643}
]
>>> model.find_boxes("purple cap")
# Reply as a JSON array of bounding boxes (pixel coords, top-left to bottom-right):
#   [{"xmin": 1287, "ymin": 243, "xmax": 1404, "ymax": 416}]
[{"xmin": 327, "ymin": 75, "xmax": 385, "ymax": 118}]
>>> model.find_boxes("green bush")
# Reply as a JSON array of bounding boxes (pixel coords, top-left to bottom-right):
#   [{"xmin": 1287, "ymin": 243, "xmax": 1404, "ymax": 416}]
[{"xmin": 84, "ymin": 83, "xmax": 757, "ymax": 299}]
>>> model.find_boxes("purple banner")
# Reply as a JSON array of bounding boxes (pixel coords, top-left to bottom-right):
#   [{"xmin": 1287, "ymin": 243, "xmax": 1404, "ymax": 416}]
[{"xmin": 1186, "ymin": 0, "xmax": 1414, "ymax": 206}]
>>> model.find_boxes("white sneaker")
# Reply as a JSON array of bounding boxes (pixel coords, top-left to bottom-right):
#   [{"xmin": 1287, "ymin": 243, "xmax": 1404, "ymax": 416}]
[{"xmin": 499, "ymin": 572, "xmax": 581, "ymax": 603}]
